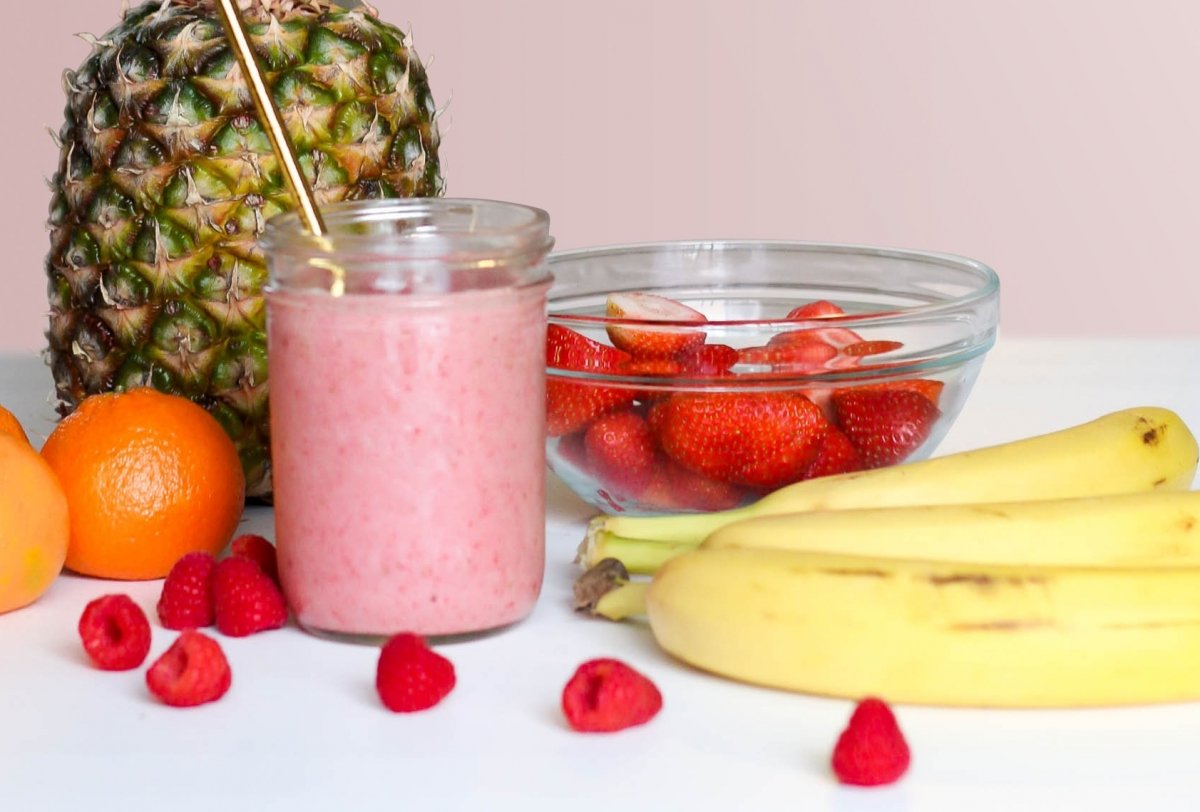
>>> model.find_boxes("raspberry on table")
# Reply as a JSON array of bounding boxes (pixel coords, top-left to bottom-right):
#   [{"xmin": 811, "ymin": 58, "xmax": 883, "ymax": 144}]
[
  {"xmin": 561, "ymin": 658, "xmax": 662, "ymax": 733},
  {"xmin": 78, "ymin": 594, "xmax": 152, "ymax": 671},
  {"xmin": 831, "ymin": 697, "xmax": 911, "ymax": 786},
  {"xmin": 213, "ymin": 556, "xmax": 288, "ymax": 637},
  {"xmin": 375, "ymin": 633, "xmax": 456, "ymax": 713},
  {"xmin": 229, "ymin": 533, "xmax": 278, "ymax": 585},
  {"xmin": 157, "ymin": 551, "xmax": 218, "ymax": 630},
  {"xmin": 145, "ymin": 630, "xmax": 232, "ymax": 708}
]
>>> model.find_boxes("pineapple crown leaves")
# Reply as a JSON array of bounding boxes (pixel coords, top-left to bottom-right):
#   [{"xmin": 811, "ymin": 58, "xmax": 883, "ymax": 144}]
[{"xmin": 116, "ymin": 0, "xmax": 380, "ymax": 22}]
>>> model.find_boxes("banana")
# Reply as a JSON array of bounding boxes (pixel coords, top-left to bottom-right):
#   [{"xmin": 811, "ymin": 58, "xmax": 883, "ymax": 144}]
[
  {"xmin": 640, "ymin": 546, "xmax": 1200, "ymax": 707},
  {"xmin": 701, "ymin": 490, "xmax": 1200, "ymax": 566},
  {"xmin": 580, "ymin": 407, "xmax": 1199, "ymax": 567}
]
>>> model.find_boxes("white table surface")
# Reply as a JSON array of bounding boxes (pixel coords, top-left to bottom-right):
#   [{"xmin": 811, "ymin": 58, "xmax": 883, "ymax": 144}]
[{"xmin": 3, "ymin": 338, "xmax": 1200, "ymax": 811}]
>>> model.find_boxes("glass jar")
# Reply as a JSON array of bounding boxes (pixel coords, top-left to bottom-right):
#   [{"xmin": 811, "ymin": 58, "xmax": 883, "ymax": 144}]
[{"xmin": 262, "ymin": 198, "xmax": 554, "ymax": 640}]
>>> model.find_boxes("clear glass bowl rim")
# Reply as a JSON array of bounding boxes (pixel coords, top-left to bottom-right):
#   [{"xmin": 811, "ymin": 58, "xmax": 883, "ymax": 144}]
[
  {"xmin": 547, "ymin": 238, "xmax": 999, "ymax": 329},
  {"xmin": 545, "ymin": 239, "xmax": 1000, "ymax": 387}
]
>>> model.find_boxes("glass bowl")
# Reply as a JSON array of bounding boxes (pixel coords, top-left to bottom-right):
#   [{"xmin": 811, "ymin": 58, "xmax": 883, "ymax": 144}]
[{"xmin": 545, "ymin": 240, "xmax": 1000, "ymax": 515}]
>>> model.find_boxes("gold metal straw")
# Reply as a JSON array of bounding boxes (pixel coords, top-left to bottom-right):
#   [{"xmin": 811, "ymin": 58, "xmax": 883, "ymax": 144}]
[{"xmin": 215, "ymin": 0, "xmax": 346, "ymax": 295}]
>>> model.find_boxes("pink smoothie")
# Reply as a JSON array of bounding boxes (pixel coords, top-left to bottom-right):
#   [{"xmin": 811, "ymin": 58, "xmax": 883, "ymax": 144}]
[{"xmin": 267, "ymin": 283, "xmax": 549, "ymax": 638}]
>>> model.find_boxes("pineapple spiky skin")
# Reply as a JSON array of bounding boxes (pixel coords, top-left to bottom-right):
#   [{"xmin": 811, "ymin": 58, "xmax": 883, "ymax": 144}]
[{"xmin": 46, "ymin": 0, "xmax": 443, "ymax": 499}]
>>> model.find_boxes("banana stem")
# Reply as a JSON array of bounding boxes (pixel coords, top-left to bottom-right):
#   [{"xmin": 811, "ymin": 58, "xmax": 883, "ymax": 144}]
[
  {"xmin": 572, "ymin": 558, "xmax": 649, "ymax": 621},
  {"xmin": 578, "ymin": 530, "xmax": 699, "ymax": 573},
  {"xmin": 593, "ymin": 582, "xmax": 649, "ymax": 621},
  {"xmin": 587, "ymin": 504, "xmax": 756, "ymax": 546}
]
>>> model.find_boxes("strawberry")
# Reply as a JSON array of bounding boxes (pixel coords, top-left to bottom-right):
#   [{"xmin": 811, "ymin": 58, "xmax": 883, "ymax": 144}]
[
  {"xmin": 554, "ymin": 431, "xmax": 590, "ymax": 471},
  {"xmin": 848, "ymin": 378, "xmax": 945, "ymax": 406},
  {"xmin": 833, "ymin": 388, "xmax": 941, "ymax": 469},
  {"xmin": 831, "ymin": 697, "xmax": 911, "ymax": 786},
  {"xmin": 785, "ymin": 300, "xmax": 844, "ymax": 319},
  {"xmin": 739, "ymin": 337, "xmax": 838, "ymax": 371},
  {"xmin": 675, "ymin": 343, "xmax": 739, "ymax": 377},
  {"xmin": 662, "ymin": 459, "xmax": 747, "ymax": 510},
  {"xmin": 562, "ymin": 658, "xmax": 663, "ymax": 733},
  {"xmin": 605, "ymin": 292, "xmax": 706, "ymax": 359},
  {"xmin": 842, "ymin": 339, "xmax": 904, "ymax": 357},
  {"xmin": 546, "ymin": 325, "xmax": 635, "ymax": 436},
  {"xmin": 801, "ymin": 426, "xmax": 864, "ymax": 479},
  {"xmin": 583, "ymin": 411, "xmax": 658, "ymax": 498},
  {"xmin": 655, "ymin": 392, "xmax": 829, "ymax": 491}
]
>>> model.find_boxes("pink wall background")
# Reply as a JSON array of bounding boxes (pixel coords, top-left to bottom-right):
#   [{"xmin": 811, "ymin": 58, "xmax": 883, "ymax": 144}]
[{"xmin": 6, "ymin": 0, "xmax": 1199, "ymax": 354}]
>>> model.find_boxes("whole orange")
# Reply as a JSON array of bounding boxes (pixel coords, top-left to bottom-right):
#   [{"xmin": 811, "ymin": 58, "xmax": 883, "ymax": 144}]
[
  {"xmin": 40, "ymin": 388, "xmax": 245, "ymax": 580},
  {"xmin": 0, "ymin": 404, "xmax": 28, "ymax": 445},
  {"xmin": 0, "ymin": 433, "xmax": 69, "ymax": 613}
]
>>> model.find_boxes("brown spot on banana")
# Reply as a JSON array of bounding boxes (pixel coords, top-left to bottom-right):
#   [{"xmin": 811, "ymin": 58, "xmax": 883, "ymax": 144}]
[
  {"xmin": 927, "ymin": 574, "xmax": 1047, "ymax": 588},
  {"xmin": 950, "ymin": 619, "xmax": 1055, "ymax": 632},
  {"xmin": 816, "ymin": 568, "xmax": 889, "ymax": 579}
]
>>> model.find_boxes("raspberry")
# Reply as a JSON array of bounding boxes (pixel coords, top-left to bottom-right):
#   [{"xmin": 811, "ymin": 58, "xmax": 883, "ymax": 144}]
[
  {"xmin": 375, "ymin": 633, "xmax": 456, "ymax": 712},
  {"xmin": 213, "ymin": 556, "xmax": 288, "ymax": 637},
  {"xmin": 146, "ymin": 630, "xmax": 232, "ymax": 707},
  {"xmin": 831, "ymin": 697, "xmax": 911, "ymax": 786},
  {"xmin": 229, "ymin": 533, "xmax": 279, "ymax": 584},
  {"xmin": 77, "ymin": 594, "xmax": 152, "ymax": 671},
  {"xmin": 157, "ymin": 552, "xmax": 217, "ymax": 630},
  {"xmin": 561, "ymin": 658, "xmax": 662, "ymax": 733}
]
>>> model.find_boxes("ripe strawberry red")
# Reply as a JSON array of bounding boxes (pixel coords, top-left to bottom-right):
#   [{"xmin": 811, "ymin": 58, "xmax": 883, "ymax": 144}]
[
  {"xmin": 655, "ymin": 392, "xmax": 829, "ymax": 491},
  {"xmin": 376, "ymin": 633, "xmax": 456, "ymax": 712},
  {"xmin": 833, "ymin": 388, "xmax": 941, "ymax": 469},
  {"xmin": 584, "ymin": 411, "xmax": 658, "ymax": 498},
  {"xmin": 146, "ymin": 630, "xmax": 232, "ymax": 708},
  {"xmin": 842, "ymin": 340, "xmax": 904, "ymax": 357},
  {"xmin": 213, "ymin": 556, "xmax": 288, "ymax": 637},
  {"xmin": 562, "ymin": 658, "xmax": 663, "ymax": 732},
  {"xmin": 662, "ymin": 459, "xmax": 747, "ymax": 510},
  {"xmin": 546, "ymin": 325, "xmax": 635, "ymax": 436},
  {"xmin": 831, "ymin": 697, "xmax": 911, "ymax": 786},
  {"xmin": 848, "ymin": 378, "xmax": 945, "ymax": 406},
  {"xmin": 801, "ymin": 426, "xmax": 865, "ymax": 479},
  {"xmin": 785, "ymin": 299, "xmax": 844, "ymax": 319},
  {"xmin": 675, "ymin": 343, "xmax": 738, "ymax": 377},
  {"xmin": 740, "ymin": 336, "xmax": 838, "ymax": 371},
  {"xmin": 157, "ymin": 552, "xmax": 217, "ymax": 630},
  {"xmin": 230, "ymin": 534, "xmax": 279, "ymax": 585},
  {"xmin": 78, "ymin": 594, "xmax": 152, "ymax": 671},
  {"xmin": 606, "ymin": 292, "xmax": 706, "ymax": 359}
]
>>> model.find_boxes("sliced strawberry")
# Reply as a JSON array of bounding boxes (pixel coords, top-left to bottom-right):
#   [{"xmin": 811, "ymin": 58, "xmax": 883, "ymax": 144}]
[
  {"xmin": 675, "ymin": 343, "xmax": 739, "ymax": 377},
  {"xmin": 546, "ymin": 325, "xmax": 635, "ymax": 436},
  {"xmin": 655, "ymin": 392, "xmax": 830, "ymax": 491},
  {"xmin": 842, "ymin": 340, "xmax": 904, "ymax": 357},
  {"xmin": 583, "ymin": 411, "xmax": 658, "ymax": 498},
  {"xmin": 801, "ymin": 425, "xmax": 864, "ymax": 479},
  {"xmin": 606, "ymin": 292, "xmax": 706, "ymax": 359},
  {"xmin": 786, "ymin": 300, "xmax": 844, "ymax": 319},
  {"xmin": 833, "ymin": 388, "xmax": 941, "ymax": 469},
  {"xmin": 623, "ymin": 358, "xmax": 683, "ymax": 378}
]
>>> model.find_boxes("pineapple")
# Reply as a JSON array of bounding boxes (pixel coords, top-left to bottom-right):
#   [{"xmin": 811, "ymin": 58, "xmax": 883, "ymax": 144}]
[{"xmin": 46, "ymin": 0, "xmax": 443, "ymax": 499}]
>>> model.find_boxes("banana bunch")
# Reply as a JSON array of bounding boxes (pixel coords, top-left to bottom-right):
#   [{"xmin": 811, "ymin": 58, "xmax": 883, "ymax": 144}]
[
  {"xmin": 576, "ymin": 407, "xmax": 1200, "ymax": 707},
  {"xmin": 579, "ymin": 406, "xmax": 1199, "ymax": 573}
]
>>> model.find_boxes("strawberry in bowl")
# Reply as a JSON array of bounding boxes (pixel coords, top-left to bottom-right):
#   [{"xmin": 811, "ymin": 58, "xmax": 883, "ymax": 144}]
[{"xmin": 544, "ymin": 241, "xmax": 999, "ymax": 515}]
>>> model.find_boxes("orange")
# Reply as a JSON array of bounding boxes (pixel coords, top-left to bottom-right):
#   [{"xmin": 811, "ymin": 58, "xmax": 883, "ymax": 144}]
[
  {"xmin": 40, "ymin": 388, "xmax": 245, "ymax": 580},
  {"xmin": 0, "ymin": 433, "xmax": 69, "ymax": 613},
  {"xmin": 0, "ymin": 404, "xmax": 28, "ymax": 445}
]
